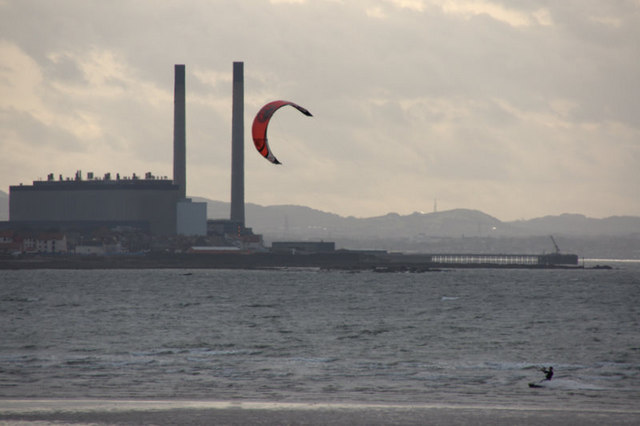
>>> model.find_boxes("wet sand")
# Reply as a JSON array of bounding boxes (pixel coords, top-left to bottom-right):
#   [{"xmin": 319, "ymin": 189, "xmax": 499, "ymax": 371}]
[{"xmin": 1, "ymin": 400, "xmax": 639, "ymax": 425}]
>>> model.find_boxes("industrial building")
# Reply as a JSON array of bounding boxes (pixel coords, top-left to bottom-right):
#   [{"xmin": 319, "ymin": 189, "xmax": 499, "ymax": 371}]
[
  {"xmin": 9, "ymin": 175, "xmax": 181, "ymax": 235},
  {"xmin": 8, "ymin": 65, "xmax": 207, "ymax": 236}
]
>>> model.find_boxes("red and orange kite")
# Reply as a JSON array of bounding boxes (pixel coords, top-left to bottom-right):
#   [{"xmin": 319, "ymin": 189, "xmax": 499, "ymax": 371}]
[{"xmin": 251, "ymin": 100, "xmax": 313, "ymax": 165}]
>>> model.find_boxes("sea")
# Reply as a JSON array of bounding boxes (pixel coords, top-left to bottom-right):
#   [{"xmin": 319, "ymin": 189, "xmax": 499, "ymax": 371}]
[{"xmin": 1, "ymin": 261, "xmax": 639, "ymax": 421}]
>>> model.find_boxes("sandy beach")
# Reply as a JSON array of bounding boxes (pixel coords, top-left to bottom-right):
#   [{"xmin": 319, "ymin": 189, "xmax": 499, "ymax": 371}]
[{"xmin": 1, "ymin": 399, "xmax": 639, "ymax": 425}]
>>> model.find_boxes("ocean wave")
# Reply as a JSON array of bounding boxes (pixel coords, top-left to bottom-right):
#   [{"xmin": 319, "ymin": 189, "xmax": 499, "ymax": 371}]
[
  {"xmin": 441, "ymin": 296, "xmax": 459, "ymax": 301},
  {"xmin": 288, "ymin": 357, "xmax": 339, "ymax": 364},
  {"xmin": 0, "ymin": 296, "xmax": 40, "ymax": 303}
]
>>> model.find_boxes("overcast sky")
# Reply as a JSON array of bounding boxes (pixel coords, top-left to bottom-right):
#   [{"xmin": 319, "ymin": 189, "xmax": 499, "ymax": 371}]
[{"xmin": 1, "ymin": 0, "xmax": 638, "ymax": 221}]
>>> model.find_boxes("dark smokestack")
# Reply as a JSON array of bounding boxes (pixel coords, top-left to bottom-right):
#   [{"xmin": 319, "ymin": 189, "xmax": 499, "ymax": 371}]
[
  {"xmin": 173, "ymin": 64, "xmax": 186, "ymax": 199},
  {"xmin": 230, "ymin": 61, "xmax": 245, "ymax": 225}
]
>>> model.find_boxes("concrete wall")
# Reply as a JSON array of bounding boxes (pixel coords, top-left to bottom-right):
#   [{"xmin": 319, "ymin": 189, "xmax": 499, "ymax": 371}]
[
  {"xmin": 10, "ymin": 183, "xmax": 181, "ymax": 235},
  {"xmin": 177, "ymin": 200, "xmax": 207, "ymax": 236}
]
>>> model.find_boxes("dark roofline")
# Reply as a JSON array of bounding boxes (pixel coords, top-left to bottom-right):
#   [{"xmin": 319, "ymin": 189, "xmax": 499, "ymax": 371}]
[{"xmin": 10, "ymin": 180, "xmax": 179, "ymax": 192}]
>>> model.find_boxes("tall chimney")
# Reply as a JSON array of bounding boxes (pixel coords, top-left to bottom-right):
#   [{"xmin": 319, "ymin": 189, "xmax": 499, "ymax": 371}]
[
  {"xmin": 173, "ymin": 64, "xmax": 186, "ymax": 199},
  {"xmin": 230, "ymin": 61, "xmax": 245, "ymax": 226}
]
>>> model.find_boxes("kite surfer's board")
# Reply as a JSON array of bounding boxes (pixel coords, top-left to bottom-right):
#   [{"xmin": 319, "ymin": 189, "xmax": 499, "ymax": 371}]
[{"xmin": 529, "ymin": 382, "xmax": 547, "ymax": 388}]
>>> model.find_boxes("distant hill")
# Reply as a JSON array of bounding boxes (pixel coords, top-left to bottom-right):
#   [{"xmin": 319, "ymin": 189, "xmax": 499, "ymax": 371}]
[
  {"xmin": 509, "ymin": 214, "xmax": 640, "ymax": 237},
  {"xmin": 4, "ymin": 191, "xmax": 639, "ymax": 239},
  {"xmin": 2, "ymin": 192, "xmax": 638, "ymax": 257},
  {"xmin": 191, "ymin": 197, "xmax": 640, "ymax": 240},
  {"xmin": 189, "ymin": 197, "xmax": 640, "ymax": 259}
]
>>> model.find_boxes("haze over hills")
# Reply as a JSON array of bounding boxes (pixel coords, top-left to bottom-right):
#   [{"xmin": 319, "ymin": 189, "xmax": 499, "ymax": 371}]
[
  {"xmin": 192, "ymin": 196, "xmax": 640, "ymax": 238},
  {"xmin": 1, "ymin": 190, "xmax": 638, "ymax": 258},
  {"xmin": 191, "ymin": 196, "xmax": 640, "ymax": 259}
]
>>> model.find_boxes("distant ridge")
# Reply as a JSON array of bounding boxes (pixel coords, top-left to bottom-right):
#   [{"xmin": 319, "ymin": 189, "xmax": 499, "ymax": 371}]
[
  {"xmin": 510, "ymin": 213, "xmax": 640, "ymax": 236},
  {"xmin": 189, "ymin": 197, "xmax": 640, "ymax": 239},
  {"xmin": 1, "ymin": 191, "xmax": 638, "ymax": 240}
]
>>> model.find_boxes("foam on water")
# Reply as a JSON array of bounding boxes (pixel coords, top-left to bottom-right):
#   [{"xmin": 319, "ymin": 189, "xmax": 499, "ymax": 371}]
[
  {"xmin": 527, "ymin": 379, "xmax": 606, "ymax": 390},
  {"xmin": 440, "ymin": 296, "xmax": 459, "ymax": 301}
]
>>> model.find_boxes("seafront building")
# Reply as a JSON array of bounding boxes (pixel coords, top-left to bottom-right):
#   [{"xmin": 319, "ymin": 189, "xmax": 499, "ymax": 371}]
[
  {"xmin": 9, "ymin": 173, "xmax": 182, "ymax": 235},
  {"xmin": 8, "ymin": 65, "xmax": 203, "ymax": 237},
  {"xmin": 3, "ymin": 63, "xmax": 268, "ymax": 257},
  {"xmin": 4, "ymin": 64, "xmax": 261, "ymax": 252}
]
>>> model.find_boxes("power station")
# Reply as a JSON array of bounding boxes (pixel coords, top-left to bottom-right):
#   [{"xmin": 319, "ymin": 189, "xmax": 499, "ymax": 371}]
[
  {"xmin": 2, "ymin": 64, "xmax": 581, "ymax": 268},
  {"xmin": 8, "ymin": 63, "xmax": 245, "ymax": 238}
]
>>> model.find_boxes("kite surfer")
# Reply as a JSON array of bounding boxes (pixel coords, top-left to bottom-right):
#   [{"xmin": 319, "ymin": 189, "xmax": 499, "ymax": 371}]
[
  {"xmin": 528, "ymin": 366, "xmax": 554, "ymax": 388},
  {"xmin": 541, "ymin": 366, "xmax": 554, "ymax": 381}
]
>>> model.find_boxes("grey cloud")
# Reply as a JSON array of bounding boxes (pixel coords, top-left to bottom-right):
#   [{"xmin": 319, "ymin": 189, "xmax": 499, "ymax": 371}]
[
  {"xmin": 0, "ymin": 0, "xmax": 638, "ymax": 219},
  {"xmin": 0, "ymin": 109, "xmax": 83, "ymax": 152}
]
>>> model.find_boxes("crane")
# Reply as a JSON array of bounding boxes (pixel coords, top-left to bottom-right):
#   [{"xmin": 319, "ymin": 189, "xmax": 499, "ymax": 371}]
[{"xmin": 549, "ymin": 235, "xmax": 560, "ymax": 254}]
